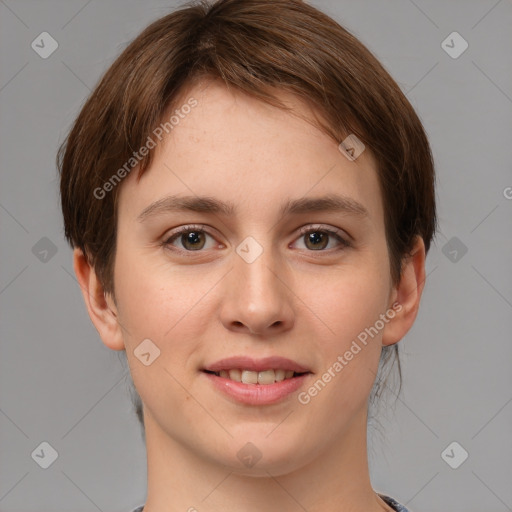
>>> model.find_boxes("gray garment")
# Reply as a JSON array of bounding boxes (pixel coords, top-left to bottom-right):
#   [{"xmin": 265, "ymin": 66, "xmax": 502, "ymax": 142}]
[
  {"xmin": 131, "ymin": 493, "xmax": 411, "ymax": 511},
  {"xmin": 379, "ymin": 493, "xmax": 411, "ymax": 511}
]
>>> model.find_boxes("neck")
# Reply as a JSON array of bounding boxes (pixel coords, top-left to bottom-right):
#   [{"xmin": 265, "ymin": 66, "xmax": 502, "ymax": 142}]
[{"xmin": 141, "ymin": 406, "xmax": 393, "ymax": 512}]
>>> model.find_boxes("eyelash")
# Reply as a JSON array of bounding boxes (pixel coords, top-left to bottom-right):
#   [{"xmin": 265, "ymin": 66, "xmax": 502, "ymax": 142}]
[{"xmin": 161, "ymin": 224, "xmax": 352, "ymax": 254}]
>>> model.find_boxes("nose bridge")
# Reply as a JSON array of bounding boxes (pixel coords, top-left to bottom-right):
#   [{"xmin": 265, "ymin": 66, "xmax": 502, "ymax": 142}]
[
  {"xmin": 220, "ymin": 235, "xmax": 293, "ymax": 334},
  {"xmin": 234, "ymin": 236, "xmax": 283, "ymax": 304}
]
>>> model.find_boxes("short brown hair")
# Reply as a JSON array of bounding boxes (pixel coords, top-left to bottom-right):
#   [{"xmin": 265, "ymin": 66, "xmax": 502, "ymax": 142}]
[{"xmin": 58, "ymin": 0, "xmax": 437, "ymax": 429}]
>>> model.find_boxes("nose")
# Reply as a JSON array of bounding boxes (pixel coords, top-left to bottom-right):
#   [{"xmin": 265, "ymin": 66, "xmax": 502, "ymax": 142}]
[{"xmin": 219, "ymin": 243, "xmax": 295, "ymax": 336}]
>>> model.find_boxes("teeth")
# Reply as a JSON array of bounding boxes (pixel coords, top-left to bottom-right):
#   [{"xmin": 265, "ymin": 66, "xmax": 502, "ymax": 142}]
[
  {"xmin": 241, "ymin": 370, "xmax": 259, "ymax": 384},
  {"xmin": 257, "ymin": 369, "xmax": 275, "ymax": 385},
  {"xmin": 215, "ymin": 368, "xmax": 302, "ymax": 385},
  {"xmin": 274, "ymin": 369, "xmax": 286, "ymax": 382},
  {"xmin": 228, "ymin": 369, "xmax": 241, "ymax": 382}
]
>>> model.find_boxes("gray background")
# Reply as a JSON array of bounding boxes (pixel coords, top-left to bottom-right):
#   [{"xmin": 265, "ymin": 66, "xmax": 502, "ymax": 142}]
[{"xmin": 1, "ymin": 0, "xmax": 511, "ymax": 511}]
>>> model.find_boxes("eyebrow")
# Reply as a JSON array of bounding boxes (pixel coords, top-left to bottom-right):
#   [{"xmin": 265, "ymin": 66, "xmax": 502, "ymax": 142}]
[{"xmin": 136, "ymin": 193, "xmax": 370, "ymax": 222}]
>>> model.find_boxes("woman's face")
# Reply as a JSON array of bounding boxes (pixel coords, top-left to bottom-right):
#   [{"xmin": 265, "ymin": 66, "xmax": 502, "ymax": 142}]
[{"xmin": 110, "ymin": 79, "xmax": 400, "ymax": 475}]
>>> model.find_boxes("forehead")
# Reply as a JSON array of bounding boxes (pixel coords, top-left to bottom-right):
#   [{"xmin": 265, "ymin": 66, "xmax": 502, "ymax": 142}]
[
  {"xmin": 117, "ymin": 79, "xmax": 384, "ymax": 229},
  {"xmin": 165, "ymin": 78, "xmax": 352, "ymax": 162}
]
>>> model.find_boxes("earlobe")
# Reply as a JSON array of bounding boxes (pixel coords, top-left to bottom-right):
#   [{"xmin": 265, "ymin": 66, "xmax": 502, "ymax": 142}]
[
  {"xmin": 73, "ymin": 248, "xmax": 125, "ymax": 351},
  {"xmin": 382, "ymin": 236, "xmax": 426, "ymax": 347}
]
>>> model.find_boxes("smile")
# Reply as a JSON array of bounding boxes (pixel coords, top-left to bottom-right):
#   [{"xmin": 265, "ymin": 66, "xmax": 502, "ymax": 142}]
[{"xmin": 204, "ymin": 368, "xmax": 307, "ymax": 385}]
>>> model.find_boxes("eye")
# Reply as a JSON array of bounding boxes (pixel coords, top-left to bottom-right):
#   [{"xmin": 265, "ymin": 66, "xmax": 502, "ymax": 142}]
[
  {"xmin": 293, "ymin": 225, "xmax": 351, "ymax": 251},
  {"xmin": 163, "ymin": 225, "xmax": 219, "ymax": 252},
  {"xmin": 162, "ymin": 224, "xmax": 352, "ymax": 254}
]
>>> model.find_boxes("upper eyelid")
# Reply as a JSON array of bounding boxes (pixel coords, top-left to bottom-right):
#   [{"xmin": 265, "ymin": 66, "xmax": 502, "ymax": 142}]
[
  {"xmin": 297, "ymin": 224, "xmax": 346, "ymax": 237},
  {"xmin": 163, "ymin": 224, "xmax": 220, "ymax": 245}
]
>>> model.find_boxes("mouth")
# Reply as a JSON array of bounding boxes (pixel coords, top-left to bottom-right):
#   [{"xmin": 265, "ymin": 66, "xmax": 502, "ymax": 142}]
[
  {"xmin": 202, "ymin": 368, "xmax": 310, "ymax": 385},
  {"xmin": 201, "ymin": 356, "xmax": 313, "ymax": 405}
]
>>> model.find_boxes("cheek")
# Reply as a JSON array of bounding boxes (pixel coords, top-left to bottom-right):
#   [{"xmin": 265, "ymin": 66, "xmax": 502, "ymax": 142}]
[
  {"xmin": 297, "ymin": 265, "xmax": 390, "ymax": 404},
  {"xmin": 113, "ymin": 250, "xmax": 205, "ymax": 408},
  {"xmin": 113, "ymin": 257, "xmax": 163, "ymax": 335},
  {"xmin": 112, "ymin": 245, "xmax": 216, "ymax": 368},
  {"xmin": 298, "ymin": 274, "xmax": 387, "ymax": 415},
  {"xmin": 302, "ymin": 263, "xmax": 390, "ymax": 344},
  {"xmin": 112, "ymin": 246, "xmax": 181, "ymax": 351}
]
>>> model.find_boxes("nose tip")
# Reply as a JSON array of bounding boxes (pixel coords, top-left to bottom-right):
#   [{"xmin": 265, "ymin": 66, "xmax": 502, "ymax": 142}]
[{"xmin": 220, "ymin": 252, "xmax": 294, "ymax": 336}]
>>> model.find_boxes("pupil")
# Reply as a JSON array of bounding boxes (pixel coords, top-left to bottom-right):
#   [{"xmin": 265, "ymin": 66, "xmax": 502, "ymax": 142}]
[
  {"xmin": 307, "ymin": 232, "xmax": 327, "ymax": 250},
  {"xmin": 184, "ymin": 231, "xmax": 204, "ymax": 250}
]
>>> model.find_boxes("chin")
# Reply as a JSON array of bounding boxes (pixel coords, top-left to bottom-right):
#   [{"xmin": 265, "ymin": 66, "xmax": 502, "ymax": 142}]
[{"xmin": 211, "ymin": 434, "xmax": 309, "ymax": 476}]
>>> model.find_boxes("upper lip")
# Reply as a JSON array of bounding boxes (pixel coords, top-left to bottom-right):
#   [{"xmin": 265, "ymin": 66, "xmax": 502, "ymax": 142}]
[{"xmin": 203, "ymin": 356, "xmax": 311, "ymax": 373}]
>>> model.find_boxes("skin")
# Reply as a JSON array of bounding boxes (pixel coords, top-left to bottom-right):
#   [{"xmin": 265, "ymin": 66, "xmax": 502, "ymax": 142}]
[{"xmin": 75, "ymin": 79, "xmax": 425, "ymax": 512}]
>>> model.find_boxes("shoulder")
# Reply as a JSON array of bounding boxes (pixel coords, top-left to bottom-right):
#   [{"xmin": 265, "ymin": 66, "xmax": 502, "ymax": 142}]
[
  {"xmin": 378, "ymin": 493, "xmax": 411, "ymax": 512},
  {"xmin": 131, "ymin": 507, "xmax": 144, "ymax": 512}
]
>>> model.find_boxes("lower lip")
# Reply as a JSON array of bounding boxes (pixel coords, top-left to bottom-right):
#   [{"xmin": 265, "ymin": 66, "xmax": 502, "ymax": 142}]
[{"xmin": 202, "ymin": 371, "xmax": 311, "ymax": 405}]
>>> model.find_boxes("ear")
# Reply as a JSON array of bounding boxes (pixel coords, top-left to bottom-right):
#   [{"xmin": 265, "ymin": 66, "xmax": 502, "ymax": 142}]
[
  {"xmin": 382, "ymin": 236, "xmax": 426, "ymax": 346},
  {"xmin": 73, "ymin": 248, "xmax": 125, "ymax": 351}
]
